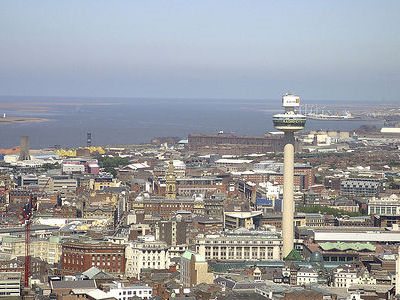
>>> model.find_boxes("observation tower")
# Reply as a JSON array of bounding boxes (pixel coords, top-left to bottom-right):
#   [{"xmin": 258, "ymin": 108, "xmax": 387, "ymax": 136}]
[{"xmin": 273, "ymin": 94, "xmax": 306, "ymax": 258}]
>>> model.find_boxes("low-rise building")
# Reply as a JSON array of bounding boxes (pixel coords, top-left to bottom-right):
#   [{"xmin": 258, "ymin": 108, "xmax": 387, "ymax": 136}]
[
  {"xmin": 0, "ymin": 272, "xmax": 21, "ymax": 297},
  {"xmin": 224, "ymin": 211, "xmax": 263, "ymax": 230},
  {"xmin": 1, "ymin": 236, "xmax": 62, "ymax": 264},
  {"xmin": 103, "ymin": 282, "xmax": 153, "ymax": 300},
  {"xmin": 61, "ymin": 241, "xmax": 126, "ymax": 275},
  {"xmin": 296, "ymin": 267, "xmax": 318, "ymax": 286},
  {"xmin": 125, "ymin": 237, "xmax": 170, "ymax": 279},
  {"xmin": 340, "ymin": 178, "xmax": 384, "ymax": 197},
  {"xmin": 195, "ymin": 228, "xmax": 282, "ymax": 261},
  {"xmin": 93, "ymin": 175, "xmax": 119, "ymax": 191},
  {"xmin": 332, "ymin": 266, "xmax": 375, "ymax": 288},
  {"xmin": 368, "ymin": 194, "xmax": 400, "ymax": 215},
  {"xmin": 131, "ymin": 196, "xmax": 205, "ymax": 217},
  {"xmin": 38, "ymin": 175, "xmax": 78, "ymax": 193}
]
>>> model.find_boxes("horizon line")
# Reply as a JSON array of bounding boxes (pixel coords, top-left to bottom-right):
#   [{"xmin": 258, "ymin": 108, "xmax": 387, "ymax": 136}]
[{"xmin": 0, "ymin": 94, "xmax": 398, "ymax": 104}]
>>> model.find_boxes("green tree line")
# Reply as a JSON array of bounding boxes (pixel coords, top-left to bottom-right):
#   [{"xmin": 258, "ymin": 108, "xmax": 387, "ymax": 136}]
[{"xmin": 296, "ymin": 205, "xmax": 362, "ymax": 217}]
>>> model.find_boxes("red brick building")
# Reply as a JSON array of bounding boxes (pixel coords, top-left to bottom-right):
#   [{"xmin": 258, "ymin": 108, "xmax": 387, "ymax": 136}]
[
  {"xmin": 294, "ymin": 165, "xmax": 314, "ymax": 189},
  {"xmin": 9, "ymin": 190, "xmax": 31, "ymax": 204},
  {"xmin": 132, "ymin": 198, "xmax": 201, "ymax": 218},
  {"xmin": 154, "ymin": 176, "xmax": 226, "ymax": 198},
  {"xmin": 61, "ymin": 242, "xmax": 126, "ymax": 275},
  {"xmin": 193, "ymin": 219, "xmax": 223, "ymax": 234}
]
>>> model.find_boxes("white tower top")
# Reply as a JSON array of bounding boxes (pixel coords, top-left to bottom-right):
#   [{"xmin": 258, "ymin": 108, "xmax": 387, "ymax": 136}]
[
  {"xmin": 282, "ymin": 94, "xmax": 300, "ymax": 108},
  {"xmin": 273, "ymin": 94, "xmax": 306, "ymax": 132}
]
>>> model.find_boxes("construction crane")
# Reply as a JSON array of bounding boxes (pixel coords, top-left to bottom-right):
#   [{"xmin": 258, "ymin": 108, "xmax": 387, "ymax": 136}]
[
  {"xmin": 21, "ymin": 177, "xmax": 50, "ymax": 288},
  {"xmin": 21, "ymin": 195, "xmax": 36, "ymax": 288}
]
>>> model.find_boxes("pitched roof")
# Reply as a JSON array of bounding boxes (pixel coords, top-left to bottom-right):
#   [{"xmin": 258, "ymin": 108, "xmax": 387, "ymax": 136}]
[
  {"xmin": 82, "ymin": 267, "xmax": 115, "ymax": 279},
  {"xmin": 285, "ymin": 249, "xmax": 303, "ymax": 261},
  {"xmin": 214, "ymin": 277, "xmax": 236, "ymax": 290},
  {"xmin": 233, "ymin": 280, "xmax": 266, "ymax": 291},
  {"xmin": 51, "ymin": 280, "xmax": 96, "ymax": 290}
]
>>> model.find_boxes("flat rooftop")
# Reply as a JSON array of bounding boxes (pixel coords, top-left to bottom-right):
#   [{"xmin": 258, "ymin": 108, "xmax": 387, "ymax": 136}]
[{"xmin": 224, "ymin": 211, "xmax": 263, "ymax": 218}]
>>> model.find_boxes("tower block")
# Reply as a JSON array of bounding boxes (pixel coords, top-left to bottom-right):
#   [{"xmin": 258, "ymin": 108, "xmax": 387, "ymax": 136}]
[{"xmin": 19, "ymin": 136, "xmax": 31, "ymax": 161}]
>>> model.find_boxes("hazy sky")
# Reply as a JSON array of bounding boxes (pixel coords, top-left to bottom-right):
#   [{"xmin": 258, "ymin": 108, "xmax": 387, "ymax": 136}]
[{"xmin": 0, "ymin": 1, "xmax": 399, "ymax": 101}]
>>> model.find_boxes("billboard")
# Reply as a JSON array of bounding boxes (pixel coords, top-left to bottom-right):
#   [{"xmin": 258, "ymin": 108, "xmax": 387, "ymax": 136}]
[{"xmin": 282, "ymin": 94, "xmax": 300, "ymax": 107}]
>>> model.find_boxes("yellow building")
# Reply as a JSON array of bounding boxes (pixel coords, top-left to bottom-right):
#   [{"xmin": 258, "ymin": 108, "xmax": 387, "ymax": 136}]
[
  {"xmin": 30, "ymin": 236, "xmax": 62, "ymax": 264},
  {"xmin": 92, "ymin": 177, "xmax": 119, "ymax": 191},
  {"xmin": 180, "ymin": 251, "xmax": 213, "ymax": 287},
  {"xmin": 1, "ymin": 236, "xmax": 62, "ymax": 264},
  {"xmin": 193, "ymin": 197, "xmax": 205, "ymax": 215},
  {"xmin": 88, "ymin": 191, "xmax": 119, "ymax": 206}
]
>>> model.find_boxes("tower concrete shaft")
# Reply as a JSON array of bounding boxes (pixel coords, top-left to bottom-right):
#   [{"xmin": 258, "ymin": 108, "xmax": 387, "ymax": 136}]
[
  {"xmin": 273, "ymin": 94, "xmax": 306, "ymax": 259},
  {"xmin": 282, "ymin": 132, "xmax": 295, "ymax": 258},
  {"xmin": 396, "ymin": 246, "xmax": 400, "ymax": 295}
]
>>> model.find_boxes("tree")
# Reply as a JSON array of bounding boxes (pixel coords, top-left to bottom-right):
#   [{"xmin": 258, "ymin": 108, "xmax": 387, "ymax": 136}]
[{"xmin": 96, "ymin": 155, "xmax": 130, "ymax": 177}]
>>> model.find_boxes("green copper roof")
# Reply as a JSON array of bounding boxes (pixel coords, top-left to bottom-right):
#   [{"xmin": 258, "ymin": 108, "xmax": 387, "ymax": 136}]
[
  {"xmin": 49, "ymin": 236, "xmax": 61, "ymax": 243},
  {"xmin": 284, "ymin": 249, "xmax": 303, "ymax": 261},
  {"xmin": 2, "ymin": 236, "xmax": 23, "ymax": 243},
  {"xmin": 319, "ymin": 242, "xmax": 376, "ymax": 251},
  {"xmin": 182, "ymin": 250, "xmax": 206, "ymax": 262}
]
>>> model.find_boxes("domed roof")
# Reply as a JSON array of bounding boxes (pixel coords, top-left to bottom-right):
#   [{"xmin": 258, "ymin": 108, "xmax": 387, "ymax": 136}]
[{"xmin": 310, "ymin": 251, "xmax": 324, "ymax": 263}]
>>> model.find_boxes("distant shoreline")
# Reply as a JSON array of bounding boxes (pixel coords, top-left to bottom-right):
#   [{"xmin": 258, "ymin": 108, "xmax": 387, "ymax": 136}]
[{"xmin": 0, "ymin": 117, "xmax": 50, "ymax": 124}]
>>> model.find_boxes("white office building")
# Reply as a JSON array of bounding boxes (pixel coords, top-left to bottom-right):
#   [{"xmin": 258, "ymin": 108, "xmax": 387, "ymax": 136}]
[
  {"xmin": 0, "ymin": 272, "xmax": 21, "ymax": 297},
  {"xmin": 195, "ymin": 228, "xmax": 282, "ymax": 261},
  {"xmin": 296, "ymin": 267, "xmax": 319, "ymax": 286},
  {"xmin": 104, "ymin": 282, "xmax": 152, "ymax": 300},
  {"xmin": 368, "ymin": 194, "xmax": 400, "ymax": 215},
  {"xmin": 125, "ymin": 236, "xmax": 170, "ymax": 278}
]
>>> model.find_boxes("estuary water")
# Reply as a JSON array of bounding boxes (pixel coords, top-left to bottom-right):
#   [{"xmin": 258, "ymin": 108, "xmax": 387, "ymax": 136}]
[{"xmin": 0, "ymin": 96, "xmax": 383, "ymax": 149}]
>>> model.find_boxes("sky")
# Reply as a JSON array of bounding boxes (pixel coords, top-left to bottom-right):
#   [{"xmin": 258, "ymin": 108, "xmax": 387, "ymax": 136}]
[{"xmin": 0, "ymin": 1, "xmax": 399, "ymax": 101}]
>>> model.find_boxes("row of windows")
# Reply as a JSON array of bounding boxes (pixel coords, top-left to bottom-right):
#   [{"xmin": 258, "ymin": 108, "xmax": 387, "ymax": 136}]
[
  {"xmin": 91, "ymin": 256, "xmax": 119, "ymax": 261},
  {"xmin": 205, "ymin": 246, "xmax": 276, "ymax": 259},
  {"xmin": 137, "ymin": 261, "xmax": 162, "ymax": 267},
  {"xmin": 63, "ymin": 248, "xmax": 124, "ymax": 253},
  {"xmin": 141, "ymin": 256, "xmax": 163, "ymax": 261},
  {"xmin": 369, "ymin": 206, "xmax": 397, "ymax": 215},
  {"xmin": 118, "ymin": 290, "xmax": 151, "ymax": 296},
  {"xmin": 205, "ymin": 252, "xmax": 274, "ymax": 260},
  {"xmin": 202, "ymin": 240, "xmax": 278, "ymax": 245}
]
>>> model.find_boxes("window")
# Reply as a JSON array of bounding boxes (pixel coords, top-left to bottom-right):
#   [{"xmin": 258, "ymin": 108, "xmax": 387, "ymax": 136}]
[{"xmin": 251, "ymin": 247, "xmax": 258, "ymax": 258}]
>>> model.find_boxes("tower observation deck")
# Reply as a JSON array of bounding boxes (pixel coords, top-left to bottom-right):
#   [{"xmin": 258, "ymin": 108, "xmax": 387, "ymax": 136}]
[
  {"xmin": 272, "ymin": 94, "xmax": 306, "ymax": 132},
  {"xmin": 273, "ymin": 94, "xmax": 306, "ymax": 259}
]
